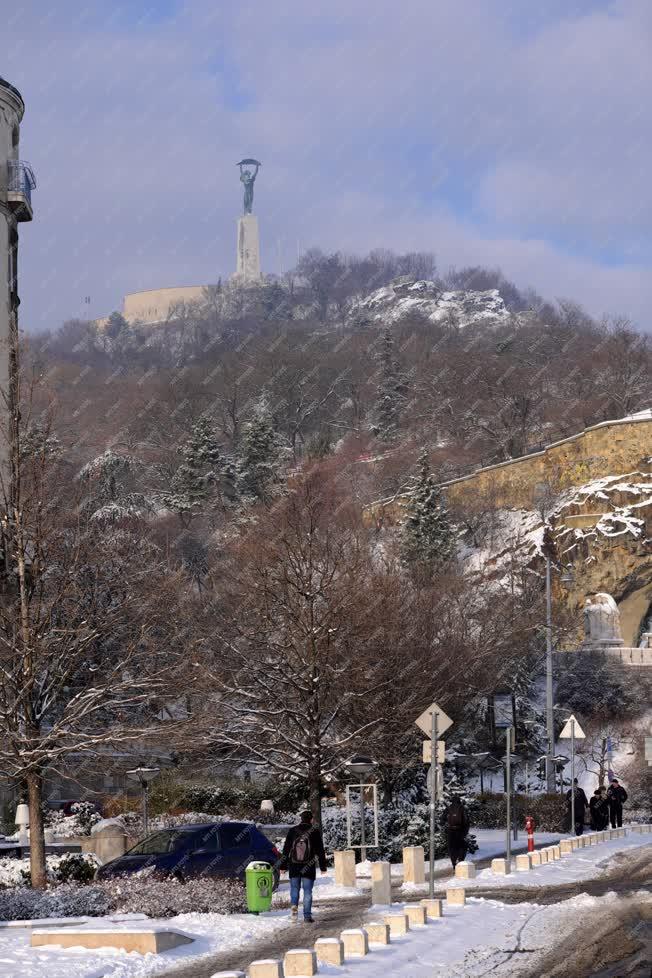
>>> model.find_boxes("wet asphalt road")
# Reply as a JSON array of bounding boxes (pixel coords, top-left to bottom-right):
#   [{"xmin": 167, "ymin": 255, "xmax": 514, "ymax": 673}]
[{"xmin": 160, "ymin": 842, "xmax": 651, "ymax": 978}]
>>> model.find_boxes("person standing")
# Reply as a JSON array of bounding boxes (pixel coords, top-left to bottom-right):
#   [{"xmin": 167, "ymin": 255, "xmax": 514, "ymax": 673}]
[
  {"xmin": 281, "ymin": 810, "xmax": 327, "ymax": 923},
  {"xmin": 607, "ymin": 778, "xmax": 628, "ymax": 828},
  {"xmin": 566, "ymin": 778, "xmax": 588, "ymax": 835},
  {"xmin": 440, "ymin": 794, "xmax": 470, "ymax": 869},
  {"xmin": 589, "ymin": 787, "xmax": 609, "ymax": 830}
]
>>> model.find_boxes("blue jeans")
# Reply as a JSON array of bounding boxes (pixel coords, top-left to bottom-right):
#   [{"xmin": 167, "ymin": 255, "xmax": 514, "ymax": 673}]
[{"xmin": 290, "ymin": 875, "xmax": 314, "ymax": 918}]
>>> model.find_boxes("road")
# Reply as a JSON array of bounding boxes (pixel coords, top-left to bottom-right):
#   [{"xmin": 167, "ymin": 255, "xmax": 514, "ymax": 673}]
[{"xmin": 161, "ymin": 844, "xmax": 651, "ymax": 978}]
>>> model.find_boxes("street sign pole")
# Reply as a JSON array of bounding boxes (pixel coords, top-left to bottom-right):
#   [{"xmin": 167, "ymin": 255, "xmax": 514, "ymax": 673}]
[
  {"xmin": 429, "ymin": 708, "xmax": 438, "ymax": 899},
  {"xmin": 505, "ymin": 726, "xmax": 512, "ymax": 866},
  {"xmin": 571, "ymin": 718, "xmax": 575, "ymax": 836}
]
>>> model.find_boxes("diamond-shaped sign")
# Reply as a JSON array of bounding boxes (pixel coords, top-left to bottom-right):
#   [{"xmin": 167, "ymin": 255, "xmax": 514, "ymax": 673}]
[
  {"xmin": 415, "ymin": 702, "xmax": 453, "ymax": 738},
  {"xmin": 558, "ymin": 714, "xmax": 586, "ymax": 740}
]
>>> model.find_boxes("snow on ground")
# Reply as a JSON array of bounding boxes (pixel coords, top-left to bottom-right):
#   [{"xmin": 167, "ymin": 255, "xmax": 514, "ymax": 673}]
[{"xmin": 0, "ymin": 832, "xmax": 647, "ymax": 978}]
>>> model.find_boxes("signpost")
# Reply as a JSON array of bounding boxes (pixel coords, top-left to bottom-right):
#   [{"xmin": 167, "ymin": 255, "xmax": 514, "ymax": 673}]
[
  {"xmin": 558, "ymin": 714, "xmax": 585, "ymax": 835},
  {"xmin": 422, "ymin": 740, "xmax": 446, "ymax": 764},
  {"xmin": 493, "ymin": 693, "xmax": 515, "ymax": 867},
  {"xmin": 415, "ymin": 702, "xmax": 452, "ymax": 898}
]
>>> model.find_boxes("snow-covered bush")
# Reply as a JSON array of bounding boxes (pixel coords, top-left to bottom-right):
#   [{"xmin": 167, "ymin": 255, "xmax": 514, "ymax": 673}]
[
  {"xmin": 322, "ymin": 800, "xmax": 478, "ymax": 863},
  {"xmin": 70, "ymin": 802, "xmax": 102, "ymax": 836},
  {"xmin": 0, "ymin": 853, "xmax": 99, "ymax": 889},
  {"xmin": 0, "ymin": 884, "xmax": 111, "ymax": 920},
  {"xmin": 98, "ymin": 870, "xmax": 246, "ymax": 917}
]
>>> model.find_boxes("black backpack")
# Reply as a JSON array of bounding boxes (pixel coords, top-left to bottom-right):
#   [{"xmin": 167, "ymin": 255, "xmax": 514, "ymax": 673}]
[
  {"xmin": 290, "ymin": 829, "xmax": 313, "ymax": 864},
  {"xmin": 447, "ymin": 803, "xmax": 465, "ymax": 830}
]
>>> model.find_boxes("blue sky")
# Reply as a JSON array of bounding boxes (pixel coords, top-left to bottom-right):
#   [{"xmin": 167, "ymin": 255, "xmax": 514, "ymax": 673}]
[{"xmin": 4, "ymin": 0, "xmax": 652, "ymax": 330}]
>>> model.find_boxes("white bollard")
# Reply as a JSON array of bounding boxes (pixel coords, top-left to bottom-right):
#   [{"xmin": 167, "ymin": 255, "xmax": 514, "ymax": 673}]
[
  {"xmin": 283, "ymin": 949, "xmax": 317, "ymax": 977},
  {"xmin": 491, "ymin": 857, "xmax": 510, "ymax": 875},
  {"xmin": 402, "ymin": 845, "xmax": 425, "ymax": 884},
  {"xmin": 455, "ymin": 860, "xmax": 476, "ymax": 879},
  {"xmin": 364, "ymin": 922, "xmax": 390, "ymax": 945},
  {"xmin": 529, "ymin": 850, "xmax": 542, "ymax": 866},
  {"xmin": 420, "ymin": 898, "xmax": 443, "ymax": 918},
  {"xmin": 371, "ymin": 861, "xmax": 392, "ymax": 905},
  {"xmin": 334, "ymin": 850, "xmax": 356, "ymax": 887},
  {"xmin": 384, "ymin": 913, "xmax": 409, "ymax": 936},
  {"xmin": 249, "ymin": 962, "xmax": 283, "ymax": 978},
  {"xmin": 314, "ymin": 938, "xmax": 343, "ymax": 966},
  {"xmin": 515, "ymin": 854, "xmax": 531, "ymax": 872},
  {"xmin": 341, "ymin": 929, "xmax": 369, "ymax": 957},
  {"xmin": 446, "ymin": 887, "xmax": 466, "ymax": 905},
  {"xmin": 405, "ymin": 904, "xmax": 427, "ymax": 927}
]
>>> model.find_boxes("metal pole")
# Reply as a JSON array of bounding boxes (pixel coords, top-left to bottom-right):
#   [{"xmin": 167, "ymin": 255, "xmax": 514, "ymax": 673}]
[
  {"xmin": 505, "ymin": 727, "xmax": 512, "ymax": 866},
  {"xmin": 429, "ymin": 710, "xmax": 438, "ymax": 898},
  {"xmin": 359, "ymin": 781, "xmax": 366, "ymax": 862},
  {"xmin": 570, "ymin": 719, "xmax": 575, "ymax": 836},
  {"xmin": 143, "ymin": 781, "xmax": 149, "ymax": 836},
  {"xmin": 545, "ymin": 554, "xmax": 555, "ymax": 793}
]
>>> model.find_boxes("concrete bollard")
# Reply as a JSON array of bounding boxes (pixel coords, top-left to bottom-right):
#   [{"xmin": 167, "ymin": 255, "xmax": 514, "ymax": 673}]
[
  {"xmin": 210, "ymin": 973, "xmax": 245, "ymax": 978},
  {"xmin": 249, "ymin": 962, "xmax": 283, "ymax": 978},
  {"xmin": 420, "ymin": 898, "xmax": 443, "ymax": 918},
  {"xmin": 455, "ymin": 861, "xmax": 476, "ymax": 879},
  {"xmin": 560, "ymin": 840, "xmax": 573, "ymax": 855},
  {"xmin": 384, "ymin": 913, "xmax": 409, "ymax": 936},
  {"xmin": 515, "ymin": 854, "xmax": 531, "ymax": 872},
  {"xmin": 405, "ymin": 904, "xmax": 427, "ymax": 927},
  {"xmin": 529, "ymin": 850, "xmax": 542, "ymax": 866},
  {"xmin": 364, "ymin": 922, "xmax": 390, "ymax": 945},
  {"xmin": 446, "ymin": 888, "xmax": 466, "ymax": 906},
  {"xmin": 371, "ymin": 861, "xmax": 392, "ymax": 905},
  {"xmin": 491, "ymin": 857, "xmax": 510, "ymax": 875},
  {"xmin": 402, "ymin": 845, "xmax": 425, "ymax": 884},
  {"xmin": 334, "ymin": 850, "xmax": 356, "ymax": 887},
  {"xmin": 553, "ymin": 845, "xmax": 561, "ymax": 859},
  {"xmin": 283, "ymin": 950, "xmax": 317, "ymax": 977},
  {"xmin": 314, "ymin": 938, "xmax": 343, "ymax": 966},
  {"xmin": 341, "ymin": 929, "xmax": 369, "ymax": 957}
]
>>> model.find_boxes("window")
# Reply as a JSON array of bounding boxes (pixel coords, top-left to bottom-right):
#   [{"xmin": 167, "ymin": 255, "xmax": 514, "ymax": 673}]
[
  {"xmin": 191, "ymin": 825, "xmax": 221, "ymax": 852},
  {"xmin": 128, "ymin": 829, "xmax": 195, "ymax": 855},
  {"xmin": 220, "ymin": 823, "xmax": 251, "ymax": 848}
]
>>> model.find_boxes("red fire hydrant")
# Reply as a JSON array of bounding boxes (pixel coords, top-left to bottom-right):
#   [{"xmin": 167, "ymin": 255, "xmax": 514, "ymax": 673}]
[{"xmin": 525, "ymin": 814, "xmax": 535, "ymax": 852}]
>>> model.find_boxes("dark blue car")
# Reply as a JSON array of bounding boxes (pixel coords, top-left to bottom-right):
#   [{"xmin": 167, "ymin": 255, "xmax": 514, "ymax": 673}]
[{"xmin": 96, "ymin": 821, "xmax": 281, "ymax": 887}]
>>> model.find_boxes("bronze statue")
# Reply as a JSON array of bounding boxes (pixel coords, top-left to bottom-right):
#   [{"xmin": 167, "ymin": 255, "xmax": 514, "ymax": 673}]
[{"xmin": 237, "ymin": 158, "xmax": 261, "ymax": 215}]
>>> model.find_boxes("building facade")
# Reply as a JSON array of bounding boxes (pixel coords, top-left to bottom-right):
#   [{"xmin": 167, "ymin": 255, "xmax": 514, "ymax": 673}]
[{"xmin": 0, "ymin": 76, "xmax": 35, "ymax": 473}]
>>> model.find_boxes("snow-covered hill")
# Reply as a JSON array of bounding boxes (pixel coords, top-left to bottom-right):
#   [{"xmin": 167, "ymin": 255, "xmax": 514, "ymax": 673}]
[{"xmin": 349, "ymin": 278, "xmax": 510, "ymax": 328}]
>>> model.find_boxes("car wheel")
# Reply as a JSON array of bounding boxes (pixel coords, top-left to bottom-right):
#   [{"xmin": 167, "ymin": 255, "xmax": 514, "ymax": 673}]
[{"xmin": 172, "ymin": 869, "xmax": 187, "ymax": 884}]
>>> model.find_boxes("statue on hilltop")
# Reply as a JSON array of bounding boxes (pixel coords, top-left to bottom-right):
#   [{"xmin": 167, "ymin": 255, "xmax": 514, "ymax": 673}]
[{"xmin": 237, "ymin": 159, "xmax": 261, "ymax": 215}]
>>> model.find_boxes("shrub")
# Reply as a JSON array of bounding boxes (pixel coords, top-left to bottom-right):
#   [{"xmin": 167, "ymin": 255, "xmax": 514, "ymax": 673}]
[
  {"xmin": 0, "ymin": 884, "xmax": 112, "ymax": 920},
  {"xmin": 322, "ymin": 801, "xmax": 478, "ymax": 864},
  {"xmin": 54, "ymin": 853, "xmax": 98, "ymax": 885},
  {"xmin": 98, "ymin": 870, "xmax": 247, "ymax": 917},
  {"xmin": 473, "ymin": 793, "xmax": 567, "ymax": 832},
  {"xmin": 69, "ymin": 802, "xmax": 102, "ymax": 836}
]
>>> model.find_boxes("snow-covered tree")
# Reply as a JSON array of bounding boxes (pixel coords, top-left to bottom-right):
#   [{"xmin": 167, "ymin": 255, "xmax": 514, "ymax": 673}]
[
  {"xmin": 373, "ymin": 328, "xmax": 407, "ymax": 440},
  {"xmin": 237, "ymin": 394, "xmax": 287, "ymax": 503},
  {"xmin": 165, "ymin": 416, "xmax": 236, "ymax": 520},
  {"xmin": 401, "ymin": 450, "xmax": 455, "ymax": 569},
  {"xmin": 77, "ymin": 449, "xmax": 150, "ymax": 524}
]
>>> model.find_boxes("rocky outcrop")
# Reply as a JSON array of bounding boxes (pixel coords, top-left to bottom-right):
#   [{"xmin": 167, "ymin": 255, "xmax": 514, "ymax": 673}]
[{"xmin": 348, "ymin": 279, "xmax": 510, "ymax": 328}]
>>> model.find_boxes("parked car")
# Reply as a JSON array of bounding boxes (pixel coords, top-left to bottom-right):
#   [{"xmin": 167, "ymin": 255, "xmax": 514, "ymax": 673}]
[{"xmin": 95, "ymin": 821, "xmax": 281, "ymax": 887}]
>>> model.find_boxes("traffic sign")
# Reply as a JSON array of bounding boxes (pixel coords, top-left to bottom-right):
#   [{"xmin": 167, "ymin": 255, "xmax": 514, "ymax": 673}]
[
  {"xmin": 415, "ymin": 702, "xmax": 452, "ymax": 738},
  {"xmin": 426, "ymin": 763, "xmax": 443, "ymax": 796},
  {"xmin": 558, "ymin": 714, "xmax": 586, "ymax": 739},
  {"xmin": 422, "ymin": 740, "xmax": 445, "ymax": 764}
]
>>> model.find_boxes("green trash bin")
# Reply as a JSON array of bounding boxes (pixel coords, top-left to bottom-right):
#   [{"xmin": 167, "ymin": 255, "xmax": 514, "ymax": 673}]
[{"xmin": 245, "ymin": 860, "xmax": 274, "ymax": 914}]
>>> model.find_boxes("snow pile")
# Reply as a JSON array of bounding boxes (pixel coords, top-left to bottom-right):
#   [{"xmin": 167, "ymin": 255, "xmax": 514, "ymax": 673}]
[
  {"xmin": 557, "ymin": 471, "xmax": 652, "ymax": 542},
  {"xmin": 349, "ymin": 280, "xmax": 510, "ymax": 328},
  {"xmin": 0, "ymin": 853, "xmax": 98, "ymax": 889}
]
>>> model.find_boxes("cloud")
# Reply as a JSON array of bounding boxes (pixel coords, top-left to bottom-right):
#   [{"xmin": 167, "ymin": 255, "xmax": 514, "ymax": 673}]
[{"xmin": 3, "ymin": 0, "xmax": 651, "ymax": 331}]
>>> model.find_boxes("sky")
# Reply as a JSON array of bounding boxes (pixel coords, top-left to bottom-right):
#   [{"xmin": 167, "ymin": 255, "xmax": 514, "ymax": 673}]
[{"xmin": 3, "ymin": 0, "xmax": 652, "ymax": 331}]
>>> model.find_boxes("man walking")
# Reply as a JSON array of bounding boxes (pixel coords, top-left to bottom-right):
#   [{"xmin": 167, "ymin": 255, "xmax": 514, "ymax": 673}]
[
  {"xmin": 566, "ymin": 778, "xmax": 588, "ymax": 835},
  {"xmin": 607, "ymin": 778, "xmax": 628, "ymax": 828},
  {"xmin": 440, "ymin": 794, "xmax": 470, "ymax": 869},
  {"xmin": 281, "ymin": 810, "xmax": 327, "ymax": 923}
]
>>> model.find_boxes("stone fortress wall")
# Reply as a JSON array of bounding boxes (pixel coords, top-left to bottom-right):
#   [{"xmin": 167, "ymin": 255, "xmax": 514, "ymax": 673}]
[
  {"xmin": 95, "ymin": 285, "xmax": 207, "ymax": 329},
  {"xmin": 370, "ymin": 411, "xmax": 652, "ymax": 523}
]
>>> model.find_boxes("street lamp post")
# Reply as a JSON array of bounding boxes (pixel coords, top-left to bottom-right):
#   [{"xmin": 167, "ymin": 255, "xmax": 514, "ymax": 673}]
[
  {"xmin": 345, "ymin": 755, "xmax": 376, "ymax": 863},
  {"xmin": 126, "ymin": 767, "xmax": 160, "ymax": 836},
  {"xmin": 544, "ymin": 555, "xmax": 575, "ymax": 794}
]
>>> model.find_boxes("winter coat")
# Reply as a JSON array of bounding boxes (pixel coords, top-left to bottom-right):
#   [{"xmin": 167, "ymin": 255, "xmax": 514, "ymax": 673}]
[
  {"xmin": 440, "ymin": 803, "xmax": 470, "ymax": 864},
  {"xmin": 589, "ymin": 794, "xmax": 609, "ymax": 829},
  {"xmin": 607, "ymin": 785, "xmax": 627, "ymax": 810},
  {"xmin": 566, "ymin": 786, "xmax": 588, "ymax": 812},
  {"xmin": 281, "ymin": 823, "xmax": 327, "ymax": 880}
]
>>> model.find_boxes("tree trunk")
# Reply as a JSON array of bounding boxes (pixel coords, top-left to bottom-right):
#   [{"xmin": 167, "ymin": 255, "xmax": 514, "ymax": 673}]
[
  {"xmin": 27, "ymin": 771, "xmax": 47, "ymax": 889},
  {"xmin": 308, "ymin": 761, "xmax": 322, "ymax": 829}
]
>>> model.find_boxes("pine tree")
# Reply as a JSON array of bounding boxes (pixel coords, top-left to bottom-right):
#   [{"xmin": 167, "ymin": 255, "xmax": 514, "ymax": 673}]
[
  {"xmin": 374, "ymin": 328, "xmax": 407, "ymax": 440},
  {"xmin": 401, "ymin": 450, "xmax": 455, "ymax": 569},
  {"xmin": 165, "ymin": 416, "xmax": 235, "ymax": 519},
  {"xmin": 238, "ymin": 394, "xmax": 286, "ymax": 502}
]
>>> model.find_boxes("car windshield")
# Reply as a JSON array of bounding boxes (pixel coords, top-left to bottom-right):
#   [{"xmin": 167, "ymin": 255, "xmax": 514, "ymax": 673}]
[{"xmin": 127, "ymin": 830, "xmax": 195, "ymax": 856}]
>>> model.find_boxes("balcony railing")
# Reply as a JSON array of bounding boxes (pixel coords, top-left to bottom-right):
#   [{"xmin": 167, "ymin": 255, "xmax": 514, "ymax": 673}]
[{"xmin": 7, "ymin": 160, "xmax": 36, "ymax": 220}]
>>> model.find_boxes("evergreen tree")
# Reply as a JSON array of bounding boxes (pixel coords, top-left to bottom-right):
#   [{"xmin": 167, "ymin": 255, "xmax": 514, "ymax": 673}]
[
  {"xmin": 165, "ymin": 416, "xmax": 236, "ymax": 519},
  {"xmin": 238, "ymin": 394, "xmax": 287, "ymax": 502},
  {"xmin": 373, "ymin": 327, "xmax": 407, "ymax": 440},
  {"xmin": 401, "ymin": 449, "xmax": 455, "ymax": 568}
]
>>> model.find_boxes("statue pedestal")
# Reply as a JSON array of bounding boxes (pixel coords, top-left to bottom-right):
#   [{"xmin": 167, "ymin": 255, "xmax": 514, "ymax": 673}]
[{"xmin": 235, "ymin": 214, "xmax": 261, "ymax": 282}]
